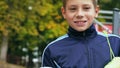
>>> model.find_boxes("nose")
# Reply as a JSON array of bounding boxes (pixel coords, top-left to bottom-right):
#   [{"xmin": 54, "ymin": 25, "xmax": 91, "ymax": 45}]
[{"xmin": 75, "ymin": 9, "xmax": 84, "ymax": 19}]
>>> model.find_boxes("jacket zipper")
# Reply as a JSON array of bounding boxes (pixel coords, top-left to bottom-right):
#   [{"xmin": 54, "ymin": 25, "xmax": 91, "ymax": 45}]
[
  {"xmin": 83, "ymin": 32, "xmax": 91, "ymax": 68},
  {"xmin": 86, "ymin": 44, "xmax": 91, "ymax": 68}
]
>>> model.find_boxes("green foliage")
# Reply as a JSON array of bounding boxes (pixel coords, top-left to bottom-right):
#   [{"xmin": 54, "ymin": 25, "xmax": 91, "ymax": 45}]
[
  {"xmin": 0, "ymin": 0, "xmax": 68, "ymax": 66},
  {"xmin": 99, "ymin": 0, "xmax": 120, "ymax": 10}
]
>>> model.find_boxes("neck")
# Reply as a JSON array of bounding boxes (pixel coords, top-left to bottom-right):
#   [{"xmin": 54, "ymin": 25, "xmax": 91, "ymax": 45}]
[{"xmin": 68, "ymin": 24, "xmax": 97, "ymax": 40}]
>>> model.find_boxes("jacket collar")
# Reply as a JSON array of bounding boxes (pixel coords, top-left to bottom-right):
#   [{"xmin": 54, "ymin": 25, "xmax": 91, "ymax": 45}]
[{"xmin": 68, "ymin": 24, "xmax": 97, "ymax": 40}]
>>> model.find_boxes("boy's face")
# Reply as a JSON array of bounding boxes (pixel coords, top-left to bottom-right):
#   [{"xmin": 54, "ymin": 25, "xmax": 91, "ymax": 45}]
[{"xmin": 62, "ymin": 0, "xmax": 99, "ymax": 32}]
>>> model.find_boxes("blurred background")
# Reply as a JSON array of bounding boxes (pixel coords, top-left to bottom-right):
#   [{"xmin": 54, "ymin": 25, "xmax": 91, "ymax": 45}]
[{"xmin": 0, "ymin": 0, "xmax": 120, "ymax": 68}]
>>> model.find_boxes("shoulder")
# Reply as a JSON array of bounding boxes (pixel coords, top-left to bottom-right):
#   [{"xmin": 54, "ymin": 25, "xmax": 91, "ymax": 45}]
[
  {"xmin": 48, "ymin": 34, "xmax": 69, "ymax": 46},
  {"xmin": 97, "ymin": 31, "xmax": 120, "ymax": 40},
  {"xmin": 44, "ymin": 34, "xmax": 69, "ymax": 49},
  {"xmin": 42, "ymin": 34, "xmax": 69, "ymax": 58}
]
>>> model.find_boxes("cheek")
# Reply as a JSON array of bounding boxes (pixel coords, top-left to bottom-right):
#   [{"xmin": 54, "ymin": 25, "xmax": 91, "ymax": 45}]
[
  {"xmin": 66, "ymin": 14, "xmax": 73, "ymax": 19},
  {"xmin": 87, "ymin": 13, "xmax": 96, "ymax": 21},
  {"xmin": 65, "ymin": 12, "xmax": 75, "ymax": 19}
]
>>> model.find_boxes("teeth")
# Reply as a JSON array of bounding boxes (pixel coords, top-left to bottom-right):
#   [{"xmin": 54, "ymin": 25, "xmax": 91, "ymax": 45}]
[
  {"xmin": 74, "ymin": 21, "xmax": 86, "ymax": 23},
  {"xmin": 74, "ymin": 21, "xmax": 86, "ymax": 26}
]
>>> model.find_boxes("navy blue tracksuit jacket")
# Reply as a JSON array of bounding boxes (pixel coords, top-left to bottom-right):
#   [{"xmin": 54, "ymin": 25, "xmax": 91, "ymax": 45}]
[{"xmin": 42, "ymin": 24, "xmax": 120, "ymax": 68}]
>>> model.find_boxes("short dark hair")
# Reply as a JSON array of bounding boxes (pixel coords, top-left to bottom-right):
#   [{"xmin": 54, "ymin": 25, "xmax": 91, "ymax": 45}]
[{"xmin": 62, "ymin": 0, "xmax": 98, "ymax": 8}]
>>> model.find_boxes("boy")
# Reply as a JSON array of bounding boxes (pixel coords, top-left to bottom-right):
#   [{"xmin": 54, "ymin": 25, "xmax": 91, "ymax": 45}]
[{"xmin": 41, "ymin": 0, "xmax": 120, "ymax": 68}]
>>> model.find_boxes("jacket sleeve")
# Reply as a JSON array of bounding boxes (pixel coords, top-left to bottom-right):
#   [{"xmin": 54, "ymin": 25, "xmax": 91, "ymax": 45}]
[
  {"xmin": 41, "ymin": 48, "xmax": 56, "ymax": 67},
  {"xmin": 115, "ymin": 37, "xmax": 120, "ymax": 56},
  {"xmin": 118, "ymin": 38, "xmax": 120, "ymax": 56}
]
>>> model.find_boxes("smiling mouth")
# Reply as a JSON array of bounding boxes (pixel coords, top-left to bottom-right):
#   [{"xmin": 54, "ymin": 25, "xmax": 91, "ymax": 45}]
[{"xmin": 74, "ymin": 21, "xmax": 87, "ymax": 26}]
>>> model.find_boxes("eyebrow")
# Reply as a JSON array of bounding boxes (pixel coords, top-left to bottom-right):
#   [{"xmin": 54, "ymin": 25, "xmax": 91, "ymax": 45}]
[
  {"xmin": 82, "ymin": 4, "xmax": 92, "ymax": 6},
  {"xmin": 68, "ymin": 5, "xmax": 77, "ymax": 7},
  {"xmin": 68, "ymin": 3, "xmax": 92, "ymax": 7}
]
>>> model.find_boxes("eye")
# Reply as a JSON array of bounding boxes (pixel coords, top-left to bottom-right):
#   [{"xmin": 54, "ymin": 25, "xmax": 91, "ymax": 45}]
[
  {"xmin": 83, "ymin": 7, "xmax": 91, "ymax": 10},
  {"xmin": 68, "ymin": 7, "xmax": 77, "ymax": 12},
  {"xmin": 69, "ymin": 8, "xmax": 76, "ymax": 10}
]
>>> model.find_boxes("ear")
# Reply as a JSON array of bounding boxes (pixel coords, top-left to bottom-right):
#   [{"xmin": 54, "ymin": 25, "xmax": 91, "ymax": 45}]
[
  {"xmin": 95, "ymin": 5, "xmax": 100, "ymax": 18},
  {"xmin": 61, "ymin": 7, "xmax": 66, "ymax": 19}
]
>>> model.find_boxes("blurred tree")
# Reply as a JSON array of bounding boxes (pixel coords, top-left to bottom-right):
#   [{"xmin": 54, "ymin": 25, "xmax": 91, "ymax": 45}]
[
  {"xmin": 0, "ymin": 0, "xmax": 9, "ymax": 62},
  {"xmin": 0, "ymin": 0, "xmax": 68, "ymax": 67},
  {"xmin": 99, "ymin": 0, "xmax": 120, "ymax": 10}
]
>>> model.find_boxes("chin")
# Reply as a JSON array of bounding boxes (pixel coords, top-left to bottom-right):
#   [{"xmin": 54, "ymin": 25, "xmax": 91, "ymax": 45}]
[
  {"xmin": 76, "ymin": 29, "xmax": 87, "ymax": 32},
  {"xmin": 75, "ymin": 27, "xmax": 87, "ymax": 32}
]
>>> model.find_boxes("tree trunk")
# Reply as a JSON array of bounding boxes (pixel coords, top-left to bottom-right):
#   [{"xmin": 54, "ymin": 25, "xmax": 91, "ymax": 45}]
[{"xmin": 0, "ymin": 35, "xmax": 8, "ymax": 62}]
